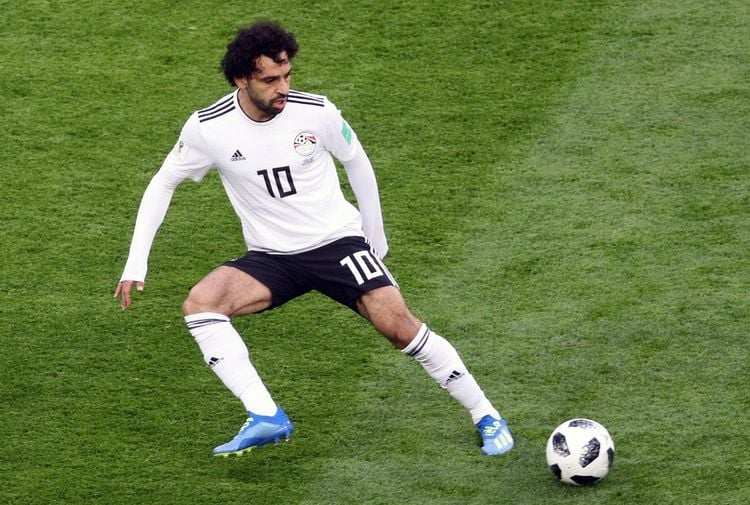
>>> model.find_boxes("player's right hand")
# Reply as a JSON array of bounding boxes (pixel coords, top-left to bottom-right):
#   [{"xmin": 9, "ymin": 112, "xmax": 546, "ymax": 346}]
[{"xmin": 114, "ymin": 280, "xmax": 144, "ymax": 310}]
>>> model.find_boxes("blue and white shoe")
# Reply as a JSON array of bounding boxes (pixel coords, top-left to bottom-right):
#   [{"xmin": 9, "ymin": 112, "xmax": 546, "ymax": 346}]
[
  {"xmin": 213, "ymin": 406, "xmax": 293, "ymax": 457},
  {"xmin": 476, "ymin": 415, "xmax": 514, "ymax": 456}
]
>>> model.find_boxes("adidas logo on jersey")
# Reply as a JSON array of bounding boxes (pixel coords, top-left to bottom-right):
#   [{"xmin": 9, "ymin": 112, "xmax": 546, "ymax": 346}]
[{"xmin": 231, "ymin": 150, "xmax": 246, "ymax": 161}]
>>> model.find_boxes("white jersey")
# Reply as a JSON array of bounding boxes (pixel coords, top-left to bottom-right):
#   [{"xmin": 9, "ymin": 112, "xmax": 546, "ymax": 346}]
[
  {"xmin": 169, "ymin": 89, "xmax": 364, "ymax": 253},
  {"xmin": 120, "ymin": 89, "xmax": 387, "ymax": 282}
]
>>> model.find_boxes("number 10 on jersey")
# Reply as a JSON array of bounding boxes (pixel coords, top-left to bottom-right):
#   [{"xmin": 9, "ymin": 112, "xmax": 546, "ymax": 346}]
[{"xmin": 258, "ymin": 167, "xmax": 297, "ymax": 198}]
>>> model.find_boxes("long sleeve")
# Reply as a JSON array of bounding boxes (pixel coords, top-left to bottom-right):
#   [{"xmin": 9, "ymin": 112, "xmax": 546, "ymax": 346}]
[
  {"xmin": 341, "ymin": 143, "xmax": 388, "ymax": 259},
  {"xmin": 119, "ymin": 170, "xmax": 182, "ymax": 282},
  {"xmin": 120, "ymin": 111, "xmax": 214, "ymax": 282}
]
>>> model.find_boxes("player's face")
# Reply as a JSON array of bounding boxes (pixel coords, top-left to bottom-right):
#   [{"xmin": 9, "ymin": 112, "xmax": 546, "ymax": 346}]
[{"xmin": 236, "ymin": 52, "xmax": 292, "ymax": 122}]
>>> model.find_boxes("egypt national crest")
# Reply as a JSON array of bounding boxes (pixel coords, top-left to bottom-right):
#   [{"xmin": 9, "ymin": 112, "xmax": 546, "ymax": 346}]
[{"xmin": 294, "ymin": 132, "xmax": 317, "ymax": 156}]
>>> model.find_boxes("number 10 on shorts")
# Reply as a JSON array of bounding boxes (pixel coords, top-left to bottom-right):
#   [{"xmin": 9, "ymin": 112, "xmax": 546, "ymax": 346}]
[{"xmin": 340, "ymin": 251, "xmax": 384, "ymax": 285}]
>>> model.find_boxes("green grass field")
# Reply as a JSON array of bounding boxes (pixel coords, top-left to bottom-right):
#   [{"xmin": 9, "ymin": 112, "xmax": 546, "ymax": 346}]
[{"xmin": 2, "ymin": 0, "xmax": 748, "ymax": 503}]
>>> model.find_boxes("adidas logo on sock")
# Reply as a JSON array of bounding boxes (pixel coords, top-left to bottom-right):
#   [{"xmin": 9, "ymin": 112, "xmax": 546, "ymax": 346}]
[
  {"xmin": 230, "ymin": 149, "xmax": 246, "ymax": 161},
  {"xmin": 208, "ymin": 356, "xmax": 223, "ymax": 368},
  {"xmin": 443, "ymin": 370, "xmax": 466, "ymax": 387}
]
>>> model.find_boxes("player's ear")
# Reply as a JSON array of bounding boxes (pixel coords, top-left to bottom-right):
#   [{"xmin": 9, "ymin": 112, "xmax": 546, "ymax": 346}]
[{"xmin": 234, "ymin": 75, "xmax": 248, "ymax": 88}]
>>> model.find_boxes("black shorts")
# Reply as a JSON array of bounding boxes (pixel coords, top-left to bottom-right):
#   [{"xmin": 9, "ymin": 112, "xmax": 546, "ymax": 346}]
[{"xmin": 224, "ymin": 236, "xmax": 397, "ymax": 311}]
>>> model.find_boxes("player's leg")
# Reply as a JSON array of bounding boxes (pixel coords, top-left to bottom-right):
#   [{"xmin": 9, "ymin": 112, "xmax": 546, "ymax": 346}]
[
  {"xmin": 183, "ymin": 264, "xmax": 275, "ymax": 317},
  {"xmin": 303, "ymin": 236, "xmax": 512, "ymax": 454},
  {"xmin": 357, "ymin": 286, "xmax": 514, "ymax": 455},
  {"xmin": 356, "ymin": 286, "xmax": 499, "ymax": 419},
  {"xmin": 183, "ymin": 266, "xmax": 278, "ymax": 418},
  {"xmin": 182, "ymin": 260, "xmax": 301, "ymax": 457}
]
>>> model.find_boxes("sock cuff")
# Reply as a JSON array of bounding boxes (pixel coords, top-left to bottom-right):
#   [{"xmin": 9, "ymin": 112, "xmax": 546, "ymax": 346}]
[
  {"xmin": 401, "ymin": 323, "xmax": 430, "ymax": 356},
  {"xmin": 185, "ymin": 313, "xmax": 231, "ymax": 344},
  {"xmin": 184, "ymin": 312, "xmax": 230, "ymax": 324}
]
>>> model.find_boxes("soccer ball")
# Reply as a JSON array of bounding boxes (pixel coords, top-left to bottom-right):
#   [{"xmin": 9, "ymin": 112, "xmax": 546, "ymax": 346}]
[{"xmin": 546, "ymin": 418, "xmax": 615, "ymax": 486}]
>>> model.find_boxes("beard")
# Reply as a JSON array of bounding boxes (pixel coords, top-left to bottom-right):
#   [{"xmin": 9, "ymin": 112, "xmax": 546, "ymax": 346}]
[{"xmin": 246, "ymin": 88, "xmax": 287, "ymax": 118}]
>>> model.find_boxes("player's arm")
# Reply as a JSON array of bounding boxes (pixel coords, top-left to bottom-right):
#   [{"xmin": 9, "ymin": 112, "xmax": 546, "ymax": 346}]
[
  {"xmin": 322, "ymin": 100, "xmax": 388, "ymax": 257},
  {"xmin": 341, "ymin": 141, "xmax": 389, "ymax": 259},
  {"xmin": 115, "ymin": 113, "xmax": 212, "ymax": 309},
  {"xmin": 114, "ymin": 169, "xmax": 182, "ymax": 309}
]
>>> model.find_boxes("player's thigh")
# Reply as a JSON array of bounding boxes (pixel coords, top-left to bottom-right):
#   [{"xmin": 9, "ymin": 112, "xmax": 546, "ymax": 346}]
[
  {"xmin": 183, "ymin": 265, "xmax": 272, "ymax": 317},
  {"xmin": 357, "ymin": 286, "xmax": 422, "ymax": 349}
]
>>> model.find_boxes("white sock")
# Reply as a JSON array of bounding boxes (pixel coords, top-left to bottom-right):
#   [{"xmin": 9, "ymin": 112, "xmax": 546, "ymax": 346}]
[
  {"xmin": 185, "ymin": 312, "xmax": 277, "ymax": 416},
  {"xmin": 402, "ymin": 324, "xmax": 501, "ymax": 424}
]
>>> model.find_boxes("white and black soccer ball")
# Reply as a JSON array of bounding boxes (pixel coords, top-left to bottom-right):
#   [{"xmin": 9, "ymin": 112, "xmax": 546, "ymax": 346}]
[{"xmin": 546, "ymin": 418, "xmax": 615, "ymax": 486}]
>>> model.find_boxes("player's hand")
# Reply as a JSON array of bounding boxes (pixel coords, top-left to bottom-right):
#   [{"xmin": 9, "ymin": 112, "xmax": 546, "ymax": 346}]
[{"xmin": 114, "ymin": 280, "xmax": 144, "ymax": 310}]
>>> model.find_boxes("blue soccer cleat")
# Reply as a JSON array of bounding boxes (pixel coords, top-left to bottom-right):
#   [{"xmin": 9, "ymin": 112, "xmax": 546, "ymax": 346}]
[
  {"xmin": 476, "ymin": 415, "xmax": 514, "ymax": 456},
  {"xmin": 213, "ymin": 406, "xmax": 293, "ymax": 457}
]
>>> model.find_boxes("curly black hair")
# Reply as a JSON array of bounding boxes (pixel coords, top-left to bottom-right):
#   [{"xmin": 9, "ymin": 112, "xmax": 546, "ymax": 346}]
[{"xmin": 221, "ymin": 20, "xmax": 299, "ymax": 87}]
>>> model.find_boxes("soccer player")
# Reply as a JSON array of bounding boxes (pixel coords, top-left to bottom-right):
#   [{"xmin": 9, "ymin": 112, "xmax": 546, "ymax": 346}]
[{"xmin": 114, "ymin": 20, "xmax": 513, "ymax": 457}]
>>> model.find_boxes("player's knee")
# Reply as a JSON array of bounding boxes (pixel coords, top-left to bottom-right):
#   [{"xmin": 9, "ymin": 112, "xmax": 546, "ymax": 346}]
[
  {"xmin": 182, "ymin": 282, "xmax": 216, "ymax": 316},
  {"xmin": 181, "ymin": 290, "xmax": 199, "ymax": 316}
]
